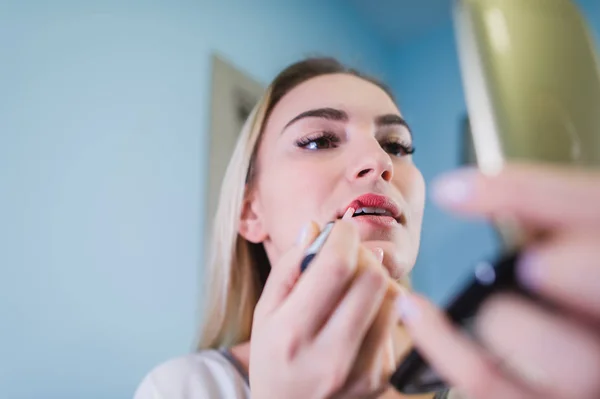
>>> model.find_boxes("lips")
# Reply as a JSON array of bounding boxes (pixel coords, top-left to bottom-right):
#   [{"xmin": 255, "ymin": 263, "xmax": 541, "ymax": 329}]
[{"xmin": 338, "ymin": 193, "xmax": 405, "ymax": 225}]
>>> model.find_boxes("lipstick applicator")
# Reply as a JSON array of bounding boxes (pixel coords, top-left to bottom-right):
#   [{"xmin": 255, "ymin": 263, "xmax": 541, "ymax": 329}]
[{"xmin": 299, "ymin": 207, "xmax": 354, "ymax": 273}]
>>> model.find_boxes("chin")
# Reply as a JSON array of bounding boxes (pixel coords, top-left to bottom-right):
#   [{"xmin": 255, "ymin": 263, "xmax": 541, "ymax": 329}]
[{"xmin": 361, "ymin": 239, "xmax": 415, "ymax": 281}]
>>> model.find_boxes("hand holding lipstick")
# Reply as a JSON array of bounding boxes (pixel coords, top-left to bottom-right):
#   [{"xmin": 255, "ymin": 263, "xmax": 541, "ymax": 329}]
[{"xmin": 249, "ymin": 209, "xmax": 407, "ymax": 399}]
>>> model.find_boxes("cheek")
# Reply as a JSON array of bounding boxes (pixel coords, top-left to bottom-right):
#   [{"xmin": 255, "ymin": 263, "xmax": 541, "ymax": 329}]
[
  {"xmin": 391, "ymin": 164, "xmax": 425, "ymax": 271},
  {"xmin": 394, "ymin": 163, "xmax": 426, "ymax": 224},
  {"xmin": 411, "ymin": 173, "xmax": 426, "ymax": 220},
  {"xmin": 394, "ymin": 162, "xmax": 425, "ymax": 196},
  {"xmin": 258, "ymin": 160, "xmax": 333, "ymax": 245}
]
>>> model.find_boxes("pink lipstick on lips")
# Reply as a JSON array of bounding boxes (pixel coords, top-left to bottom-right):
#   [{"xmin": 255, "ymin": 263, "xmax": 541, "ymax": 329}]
[{"xmin": 343, "ymin": 193, "xmax": 403, "ymax": 227}]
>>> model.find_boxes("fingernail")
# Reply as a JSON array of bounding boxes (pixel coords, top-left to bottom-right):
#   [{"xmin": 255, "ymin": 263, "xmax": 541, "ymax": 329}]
[
  {"xmin": 296, "ymin": 223, "xmax": 310, "ymax": 245},
  {"xmin": 431, "ymin": 168, "xmax": 477, "ymax": 207},
  {"xmin": 395, "ymin": 292, "xmax": 420, "ymax": 323},
  {"xmin": 517, "ymin": 251, "xmax": 543, "ymax": 290},
  {"xmin": 371, "ymin": 247, "xmax": 384, "ymax": 263}
]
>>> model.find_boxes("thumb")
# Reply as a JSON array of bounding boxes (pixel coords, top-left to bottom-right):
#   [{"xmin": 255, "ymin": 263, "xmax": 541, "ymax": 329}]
[
  {"xmin": 431, "ymin": 163, "xmax": 600, "ymax": 230},
  {"xmin": 254, "ymin": 221, "xmax": 320, "ymax": 320}
]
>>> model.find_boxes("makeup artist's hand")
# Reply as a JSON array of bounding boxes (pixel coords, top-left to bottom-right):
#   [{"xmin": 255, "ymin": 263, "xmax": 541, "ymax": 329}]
[
  {"xmin": 398, "ymin": 163, "xmax": 600, "ymax": 399},
  {"xmin": 249, "ymin": 219, "xmax": 401, "ymax": 399}
]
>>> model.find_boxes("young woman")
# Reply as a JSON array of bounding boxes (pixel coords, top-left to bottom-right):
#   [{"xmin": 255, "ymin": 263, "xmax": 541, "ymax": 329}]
[{"xmin": 134, "ymin": 57, "xmax": 600, "ymax": 399}]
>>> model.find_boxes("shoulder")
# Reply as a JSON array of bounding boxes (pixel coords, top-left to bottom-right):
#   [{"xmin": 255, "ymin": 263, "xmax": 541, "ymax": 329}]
[{"xmin": 133, "ymin": 350, "xmax": 249, "ymax": 399}]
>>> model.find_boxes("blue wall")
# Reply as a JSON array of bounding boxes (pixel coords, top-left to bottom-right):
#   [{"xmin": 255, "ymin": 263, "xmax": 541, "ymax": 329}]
[
  {"xmin": 580, "ymin": 0, "xmax": 600, "ymax": 40},
  {"xmin": 2, "ymin": 1, "xmax": 599, "ymax": 398},
  {"xmin": 0, "ymin": 2, "xmax": 391, "ymax": 398},
  {"xmin": 391, "ymin": 0, "xmax": 600, "ymax": 304}
]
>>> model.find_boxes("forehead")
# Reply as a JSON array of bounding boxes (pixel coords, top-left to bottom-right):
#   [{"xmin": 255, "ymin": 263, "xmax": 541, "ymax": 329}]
[{"xmin": 267, "ymin": 73, "xmax": 401, "ymax": 128}]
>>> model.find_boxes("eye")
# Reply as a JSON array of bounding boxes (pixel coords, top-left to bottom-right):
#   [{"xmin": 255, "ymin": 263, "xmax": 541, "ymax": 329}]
[
  {"xmin": 381, "ymin": 138, "xmax": 415, "ymax": 157},
  {"xmin": 295, "ymin": 131, "xmax": 340, "ymax": 150}
]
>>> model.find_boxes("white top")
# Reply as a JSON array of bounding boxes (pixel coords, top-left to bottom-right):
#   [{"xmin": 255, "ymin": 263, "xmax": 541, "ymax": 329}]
[
  {"xmin": 133, "ymin": 349, "xmax": 250, "ymax": 399},
  {"xmin": 134, "ymin": 350, "xmax": 455, "ymax": 399}
]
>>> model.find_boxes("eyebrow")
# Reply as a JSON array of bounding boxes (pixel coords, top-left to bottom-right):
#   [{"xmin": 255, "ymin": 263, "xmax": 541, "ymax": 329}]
[
  {"xmin": 375, "ymin": 114, "xmax": 411, "ymax": 132},
  {"xmin": 282, "ymin": 107, "xmax": 412, "ymax": 135},
  {"xmin": 283, "ymin": 107, "xmax": 348, "ymax": 131}
]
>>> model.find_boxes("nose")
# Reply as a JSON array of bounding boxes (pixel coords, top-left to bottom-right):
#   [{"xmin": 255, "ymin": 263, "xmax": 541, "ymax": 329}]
[{"xmin": 349, "ymin": 138, "xmax": 393, "ymax": 183}]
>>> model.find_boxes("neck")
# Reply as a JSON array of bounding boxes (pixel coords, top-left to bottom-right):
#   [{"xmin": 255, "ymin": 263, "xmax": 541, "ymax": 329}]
[{"xmin": 229, "ymin": 340, "xmax": 251, "ymax": 373}]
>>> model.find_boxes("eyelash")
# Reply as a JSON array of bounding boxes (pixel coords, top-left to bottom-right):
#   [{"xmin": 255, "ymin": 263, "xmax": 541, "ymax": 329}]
[
  {"xmin": 295, "ymin": 131, "xmax": 341, "ymax": 150},
  {"xmin": 295, "ymin": 131, "xmax": 416, "ymax": 157},
  {"xmin": 382, "ymin": 137, "xmax": 416, "ymax": 157}
]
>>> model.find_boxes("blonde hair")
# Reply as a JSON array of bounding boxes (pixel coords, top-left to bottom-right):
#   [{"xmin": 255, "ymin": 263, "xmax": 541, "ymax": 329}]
[{"xmin": 196, "ymin": 57, "xmax": 400, "ymax": 350}]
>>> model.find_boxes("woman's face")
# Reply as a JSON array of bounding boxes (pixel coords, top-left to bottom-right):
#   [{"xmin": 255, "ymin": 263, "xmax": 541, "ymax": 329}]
[{"xmin": 240, "ymin": 73, "xmax": 425, "ymax": 280}]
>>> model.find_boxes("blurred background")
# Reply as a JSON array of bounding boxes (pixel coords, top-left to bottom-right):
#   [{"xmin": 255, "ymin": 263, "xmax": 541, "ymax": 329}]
[{"xmin": 1, "ymin": 0, "xmax": 599, "ymax": 397}]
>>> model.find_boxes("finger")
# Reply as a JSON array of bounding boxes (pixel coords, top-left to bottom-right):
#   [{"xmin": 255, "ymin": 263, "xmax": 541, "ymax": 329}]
[
  {"xmin": 312, "ymin": 250, "xmax": 390, "ymax": 382},
  {"xmin": 278, "ymin": 220, "xmax": 361, "ymax": 338},
  {"xmin": 517, "ymin": 232, "xmax": 600, "ymax": 321},
  {"xmin": 383, "ymin": 331, "xmax": 397, "ymax": 375},
  {"xmin": 361, "ymin": 240, "xmax": 412, "ymax": 285},
  {"xmin": 397, "ymin": 292, "xmax": 531, "ymax": 399},
  {"xmin": 254, "ymin": 221, "xmax": 320, "ymax": 321},
  {"xmin": 431, "ymin": 162, "xmax": 600, "ymax": 230},
  {"xmin": 392, "ymin": 325, "xmax": 414, "ymax": 366},
  {"xmin": 344, "ymin": 278, "xmax": 398, "ymax": 391},
  {"xmin": 477, "ymin": 294, "xmax": 600, "ymax": 399}
]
